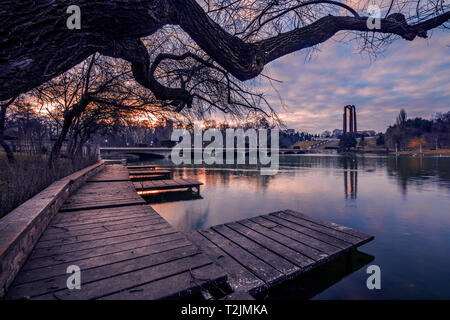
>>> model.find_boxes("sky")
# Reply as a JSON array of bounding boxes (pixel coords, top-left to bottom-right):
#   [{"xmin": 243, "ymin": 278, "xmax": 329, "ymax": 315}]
[{"xmin": 258, "ymin": 30, "xmax": 450, "ymax": 134}]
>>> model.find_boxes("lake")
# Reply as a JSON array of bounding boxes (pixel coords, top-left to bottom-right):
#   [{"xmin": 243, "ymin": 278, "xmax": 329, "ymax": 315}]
[{"xmin": 139, "ymin": 154, "xmax": 450, "ymax": 299}]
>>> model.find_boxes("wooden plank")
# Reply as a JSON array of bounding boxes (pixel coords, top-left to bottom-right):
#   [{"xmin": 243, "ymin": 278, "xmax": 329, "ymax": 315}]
[
  {"xmin": 34, "ymin": 253, "xmax": 218, "ymax": 300},
  {"xmin": 186, "ymin": 231, "xmax": 265, "ymax": 295},
  {"xmin": 35, "ymin": 222, "xmax": 170, "ymax": 249},
  {"xmin": 133, "ymin": 179, "xmax": 202, "ymax": 192},
  {"xmin": 259, "ymin": 219, "xmax": 342, "ymax": 255},
  {"xmin": 226, "ymin": 221, "xmax": 315, "ymax": 269},
  {"xmin": 100, "ymin": 263, "xmax": 227, "ymax": 300},
  {"xmin": 130, "ymin": 174, "xmax": 171, "ymax": 182},
  {"xmin": 128, "ymin": 170, "xmax": 171, "ymax": 175},
  {"xmin": 23, "ymin": 233, "xmax": 183, "ymax": 271},
  {"xmin": 8, "ymin": 245, "xmax": 203, "ymax": 299},
  {"xmin": 263, "ymin": 215, "xmax": 352, "ymax": 250},
  {"xmin": 30, "ymin": 226, "xmax": 174, "ymax": 259},
  {"xmin": 45, "ymin": 215, "xmax": 162, "ymax": 235},
  {"xmin": 88, "ymin": 165, "xmax": 131, "ymax": 182},
  {"xmin": 51, "ymin": 212, "xmax": 156, "ymax": 228},
  {"xmin": 283, "ymin": 209, "xmax": 374, "ymax": 241},
  {"xmin": 274, "ymin": 211, "xmax": 363, "ymax": 245},
  {"xmin": 11, "ymin": 238, "xmax": 192, "ymax": 286},
  {"xmin": 41, "ymin": 217, "xmax": 165, "ymax": 241},
  {"xmin": 198, "ymin": 228, "xmax": 283, "ymax": 286},
  {"xmin": 60, "ymin": 199, "xmax": 145, "ymax": 212},
  {"xmin": 52, "ymin": 206, "xmax": 160, "ymax": 225},
  {"xmin": 243, "ymin": 218, "xmax": 327, "ymax": 262},
  {"xmin": 127, "ymin": 165, "xmax": 157, "ymax": 170},
  {"xmin": 212, "ymin": 224, "xmax": 300, "ymax": 277}
]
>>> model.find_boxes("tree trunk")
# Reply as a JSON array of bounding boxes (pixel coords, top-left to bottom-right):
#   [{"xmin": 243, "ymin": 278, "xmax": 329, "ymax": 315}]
[
  {"xmin": 48, "ymin": 97, "xmax": 90, "ymax": 167},
  {"xmin": 0, "ymin": 99, "xmax": 15, "ymax": 163}
]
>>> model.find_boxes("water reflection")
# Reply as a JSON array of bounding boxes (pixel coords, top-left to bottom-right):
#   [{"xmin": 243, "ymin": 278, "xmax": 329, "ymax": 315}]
[
  {"xmin": 386, "ymin": 155, "xmax": 450, "ymax": 194},
  {"xmin": 258, "ymin": 250, "xmax": 374, "ymax": 300},
  {"xmin": 341, "ymin": 156, "xmax": 358, "ymax": 199},
  {"xmin": 138, "ymin": 154, "xmax": 450, "ymax": 299}
]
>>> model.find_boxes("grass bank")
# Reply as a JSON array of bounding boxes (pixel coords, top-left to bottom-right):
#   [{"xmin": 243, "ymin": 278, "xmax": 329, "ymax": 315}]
[{"xmin": 0, "ymin": 152, "xmax": 97, "ymax": 218}]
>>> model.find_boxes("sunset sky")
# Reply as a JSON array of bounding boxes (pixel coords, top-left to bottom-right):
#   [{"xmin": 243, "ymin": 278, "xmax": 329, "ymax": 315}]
[{"xmin": 259, "ymin": 30, "xmax": 450, "ymax": 134}]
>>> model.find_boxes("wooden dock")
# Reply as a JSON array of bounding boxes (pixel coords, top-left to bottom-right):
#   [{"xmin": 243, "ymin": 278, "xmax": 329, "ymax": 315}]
[
  {"xmin": 88, "ymin": 164, "xmax": 131, "ymax": 182},
  {"xmin": 128, "ymin": 170, "xmax": 172, "ymax": 181},
  {"xmin": 5, "ymin": 164, "xmax": 374, "ymax": 300},
  {"xmin": 5, "ymin": 166, "xmax": 227, "ymax": 300},
  {"xmin": 133, "ymin": 178, "xmax": 203, "ymax": 194},
  {"xmin": 186, "ymin": 209, "xmax": 374, "ymax": 295},
  {"xmin": 127, "ymin": 165, "xmax": 157, "ymax": 170}
]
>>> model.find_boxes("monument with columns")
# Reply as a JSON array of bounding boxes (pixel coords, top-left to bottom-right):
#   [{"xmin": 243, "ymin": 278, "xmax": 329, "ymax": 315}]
[{"xmin": 343, "ymin": 105, "xmax": 357, "ymax": 135}]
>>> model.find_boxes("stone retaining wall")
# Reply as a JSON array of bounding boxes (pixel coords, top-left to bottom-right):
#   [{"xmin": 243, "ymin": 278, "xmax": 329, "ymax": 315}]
[{"xmin": 0, "ymin": 162, "xmax": 104, "ymax": 298}]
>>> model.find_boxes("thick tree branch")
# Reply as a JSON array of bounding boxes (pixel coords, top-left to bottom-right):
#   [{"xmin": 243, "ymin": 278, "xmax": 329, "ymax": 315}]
[
  {"xmin": 174, "ymin": 0, "xmax": 450, "ymax": 80},
  {"xmin": 0, "ymin": 0, "xmax": 449, "ymax": 101}
]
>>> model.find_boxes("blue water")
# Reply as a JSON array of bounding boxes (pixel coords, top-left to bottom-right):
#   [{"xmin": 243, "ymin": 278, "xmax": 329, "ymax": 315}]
[{"xmin": 143, "ymin": 154, "xmax": 450, "ymax": 299}]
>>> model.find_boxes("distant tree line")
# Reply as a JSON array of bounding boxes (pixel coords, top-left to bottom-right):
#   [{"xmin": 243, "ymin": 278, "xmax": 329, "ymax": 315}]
[{"xmin": 383, "ymin": 110, "xmax": 450, "ymax": 150}]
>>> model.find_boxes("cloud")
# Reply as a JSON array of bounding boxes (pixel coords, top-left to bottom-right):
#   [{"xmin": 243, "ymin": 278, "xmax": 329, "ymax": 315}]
[{"xmin": 259, "ymin": 31, "xmax": 450, "ymax": 133}]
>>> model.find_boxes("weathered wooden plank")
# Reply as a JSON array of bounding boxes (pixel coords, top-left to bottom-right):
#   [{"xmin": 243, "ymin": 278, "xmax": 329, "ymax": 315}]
[
  {"xmin": 283, "ymin": 209, "xmax": 374, "ymax": 241},
  {"xmin": 23, "ymin": 233, "xmax": 183, "ymax": 271},
  {"xmin": 30, "ymin": 226, "xmax": 174, "ymax": 259},
  {"xmin": 59, "ymin": 199, "xmax": 146, "ymax": 212},
  {"xmin": 212, "ymin": 224, "xmax": 300, "ymax": 277},
  {"xmin": 262, "ymin": 221, "xmax": 342, "ymax": 255},
  {"xmin": 35, "ymin": 253, "xmax": 216, "ymax": 300},
  {"xmin": 41, "ymin": 217, "xmax": 165, "ymax": 241},
  {"xmin": 101, "ymin": 263, "xmax": 227, "ymax": 300},
  {"xmin": 264, "ymin": 215, "xmax": 352, "ymax": 250},
  {"xmin": 53, "ymin": 205, "xmax": 157, "ymax": 223},
  {"xmin": 51, "ymin": 212, "xmax": 157, "ymax": 228},
  {"xmin": 243, "ymin": 218, "xmax": 328, "ymax": 262},
  {"xmin": 127, "ymin": 165, "xmax": 157, "ymax": 170},
  {"xmin": 35, "ymin": 222, "xmax": 170, "ymax": 249},
  {"xmin": 133, "ymin": 179, "xmax": 203, "ymax": 192},
  {"xmin": 130, "ymin": 174, "xmax": 171, "ymax": 182},
  {"xmin": 88, "ymin": 165, "xmax": 131, "ymax": 182},
  {"xmin": 274, "ymin": 211, "xmax": 363, "ymax": 245},
  {"xmin": 52, "ymin": 210, "xmax": 160, "ymax": 227},
  {"xmin": 185, "ymin": 231, "xmax": 266, "ymax": 295},
  {"xmin": 52, "ymin": 207, "xmax": 159, "ymax": 225},
  {"xmin": 227, "ymin": 221, "xmax": 315, "ymax": 269},
  {"xmin": 11, "ymin": 238, "xmax": 192, "ymax": 286},
  {"xmin": 45, "ymin": 215, "xmax": 162, "ymax": 235},
  {"xmin": 128, "ymin": 170, "xmax": 171, "ymax": 175},
  {"xmin": 198, "ymin": 229, "xmax": 283, "ymax": 286},
  {"xmin": 8, "ymin": 245, "xmax": 202, "ymax": 299}
]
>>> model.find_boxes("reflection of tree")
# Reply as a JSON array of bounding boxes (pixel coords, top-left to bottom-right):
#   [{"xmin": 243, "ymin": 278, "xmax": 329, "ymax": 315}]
[
  {"xmin": 340, "ymin": 156, "xmax": 358, "ymax": 200},
  {"xmin": 386, "ymin": 156, "xmax": 450, "ymax": 194},
  {"xmin": 172, "ymin": 161, "xmax": 277, "ymax": 191}
]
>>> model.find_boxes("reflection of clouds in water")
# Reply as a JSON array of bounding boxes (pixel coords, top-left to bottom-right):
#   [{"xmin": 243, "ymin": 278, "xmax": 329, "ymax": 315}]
[
  {"xmin": 150, "ymin": 155, "xmax": 450, "ymax": 298},
  {"xmin": 153, "ymin": 155, "xmax": 450, "ymax": 237}
]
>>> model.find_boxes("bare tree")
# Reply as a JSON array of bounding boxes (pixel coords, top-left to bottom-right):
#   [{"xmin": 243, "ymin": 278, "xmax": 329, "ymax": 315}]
[
  {"xmin": 33, "ymin": 54, "xmax": 164, "ymax": 166},
  {"xmin": 1, "ymin": 0, "xmax": 448, "ymax": 110},
  {"xmin": 0, "ymin": 97, "xmax": 17, "ymax": 162}
]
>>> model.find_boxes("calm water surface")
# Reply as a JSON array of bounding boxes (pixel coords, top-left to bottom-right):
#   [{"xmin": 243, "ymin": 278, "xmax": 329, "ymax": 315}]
[{"xmin": 141, "ymin": 154, "xmax": 450, "ymax": 299}]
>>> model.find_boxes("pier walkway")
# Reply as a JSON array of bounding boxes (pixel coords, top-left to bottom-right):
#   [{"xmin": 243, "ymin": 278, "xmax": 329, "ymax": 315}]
[
  {"xmin": 5, "ymin": 164, "xmax": 373, "ymax": 300},
  {"xmin": 5, "ymin": 165, "xmax": 226, "ymax": 300}
]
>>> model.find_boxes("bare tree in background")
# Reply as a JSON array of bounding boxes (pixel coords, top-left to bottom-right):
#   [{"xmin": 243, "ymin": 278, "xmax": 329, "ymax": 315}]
[{"xmin": 0, "ymin": 97, "xmax": 16, "ymax": 162}]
